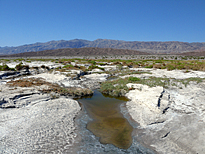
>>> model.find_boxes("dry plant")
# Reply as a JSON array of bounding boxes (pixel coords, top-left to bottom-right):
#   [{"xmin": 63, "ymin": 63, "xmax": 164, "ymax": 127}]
[
  {"xmin": 7, "ymin": 78, "xmax": 93, "ymax": 97},
  {"xmin": 7, "ymin": 78, "xmax": 46, "ymax": 87}
]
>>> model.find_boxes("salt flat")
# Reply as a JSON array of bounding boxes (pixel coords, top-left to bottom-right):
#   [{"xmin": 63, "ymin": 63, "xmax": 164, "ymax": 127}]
[{"xmin": 0, "ymin": 59, "xmax": 204, "ymax": 153}]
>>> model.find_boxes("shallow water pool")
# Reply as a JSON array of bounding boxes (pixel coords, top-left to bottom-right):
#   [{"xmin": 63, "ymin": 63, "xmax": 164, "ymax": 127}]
[{"xmin": 77, "ymin": 90, "xmax": 133, "ymax": 149}]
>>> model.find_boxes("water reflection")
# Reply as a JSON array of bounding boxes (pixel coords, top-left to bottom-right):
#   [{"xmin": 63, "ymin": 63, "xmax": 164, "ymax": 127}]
[{"xmin": 77, "ymin": 90, "xmax": 133, "ymax": 149}]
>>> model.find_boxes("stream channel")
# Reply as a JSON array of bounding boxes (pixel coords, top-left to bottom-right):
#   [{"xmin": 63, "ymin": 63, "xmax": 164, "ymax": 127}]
[{"xmin": 72, "ymin": 90, "xmax": 155, "ymax": 154}]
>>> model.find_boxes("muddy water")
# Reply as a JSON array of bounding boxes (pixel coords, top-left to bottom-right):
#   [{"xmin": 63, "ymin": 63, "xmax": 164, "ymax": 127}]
[{"xmin": 77, "ymin": 90, "xmax": 133, "ymax": 149}]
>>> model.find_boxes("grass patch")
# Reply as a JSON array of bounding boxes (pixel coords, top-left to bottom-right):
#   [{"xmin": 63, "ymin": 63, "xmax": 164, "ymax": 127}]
[
  {"xmin": 128, "ymin": 77, "xmax": 141, "ymax": 82},
  {"xmin": 1, "ymin": 58, "xmax": 204, "ymax": 73},
  {"xmin": 100, "ymin": 76, "xmax": 204, "ymax": 97},
  {"xmin": 142, "ymin": 60, "xmax": 205, "ymax": 71},
  {"xmin": 175, "ymin": 77, "xmax": 204, "ymax": 87}
]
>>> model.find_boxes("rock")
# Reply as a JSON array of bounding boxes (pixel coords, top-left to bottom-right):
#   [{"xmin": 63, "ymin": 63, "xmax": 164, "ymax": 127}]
[
  {"xmin": 89, "ymin": 68, "xmax": 104, "ymax": 73},
  {"xmin": 71, "ymin": 62, "xmax": 76, "ymax": 66},
  {"xmin": 125, "ymin": 81, "xmax": 205, "ymax": 153},
  {"xmin": 0, "ymin": 97, "xmax": 81, "ymax": 153},
  {"xmin": 0, "ymin": 61, "xmax": 113, "ymax": 153},
  {"xmin": 0, "ymin": 85, "xmax": 50, "ymax": 108},
  {"xmin": 0, "ymin": 71, "xmax": 19, "ymax": 79},
  {"xmin": 83, "ymin": 73, "xmax": 110, "ymax": 81},
  {"xmin": 70, "ymin": 69, "xmax": 82, "ymax": 75},
  {"xmin": 1, "ymin": 60, "xmax": 205, "ymax": 153},
  {"xmin": 127, "ymin": 68, "xmax": 205, "ymax": 79},
  {"xmin": 30, "ymin": 72, "xmax": 71, "ymax": 84},
  {"xmin": 97, "ymin": 65, "xmax": 117, "ymax": 71},
  {"xmin": 126, "ymin": 84, "xmax": 164, "ymax": 128},
  {"xmin": 61, "ymin": 80, "xmax": 83, "ymax": 88},
  {"xmin": 0, "ymin": 70, "xmax": 31, "ymax": 79}
]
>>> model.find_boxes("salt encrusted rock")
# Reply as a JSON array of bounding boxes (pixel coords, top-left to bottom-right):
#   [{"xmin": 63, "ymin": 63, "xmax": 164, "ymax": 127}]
[
  {"xmin": 126, "ymin": 68, "xmax": 205, "ymax": 79},
  {"xmin": 1, "ymin": 60, "xmax": 205, "ymax": 153},
  {"xmin": 0, "ymin": 97, "xmax": 81, "ymax": 153},
  {"xmin": 125, "ymin": 81, "xmax": 205, "ymax": 154},
  {"xmin": 126, "ymin": 84, "xmax": 164, "ymax": 128},
  {"xmin": 83, "ymin": 73, "xmax": 110, "ymax": 81},
  {"xmin": 96, "ymin": 65, "xmax": 117, "ymax": 71}
]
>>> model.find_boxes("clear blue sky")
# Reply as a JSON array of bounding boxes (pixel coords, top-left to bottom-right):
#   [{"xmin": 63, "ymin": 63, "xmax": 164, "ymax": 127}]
[{"xmin": 0, "ymin": 0, "xmax": 204, "ymax": 47}]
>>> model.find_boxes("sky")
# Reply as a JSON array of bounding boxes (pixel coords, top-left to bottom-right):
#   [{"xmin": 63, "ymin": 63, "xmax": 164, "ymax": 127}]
[{"xmin": 0, "ymin": 0, "xmax": 205, "ymax": 47}]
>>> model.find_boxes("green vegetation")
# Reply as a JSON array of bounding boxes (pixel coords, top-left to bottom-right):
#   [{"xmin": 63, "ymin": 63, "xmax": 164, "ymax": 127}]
[
  {"xmin": 0, "ymin": 64, "xmax": 15, "ymax": 71},
  {"xmin": 98, "ymin": 62, "xmax": 107, "ymax": 66},
  {"xmin": 15, "ymin": 62, "xmax": 29, "ymax": 71},
  {"xmin": 141, "ymin": 60, "xmax": 205, "ymax": 71},
  {"xmin": 2, "ymin": 57, "xmax": 204, "ymax": 100},
  {"xmin": 175, "ymin": 77, "xmax": 204, "ymax": 87},
  {"xmin": 88, "ymin": 60, "xmax": 96, "ymax": 65},
  {"xmin": 63, "ymin": 64, "xmax": 76, "ymax": 69},
  {"xmin": 82, "ymin": 59, "xmax": 205, "ymax": 71},
  {"xmin": 1, "ymin": 58, "xmax": 205, "ymax": 77},
  {"xmin": 87, "ymin": 65, "xmax": 105, "ymax": 71},
  {"xmin": 2, "ymin": 57, "xmax": 205, "ymax": 98},
  {"xmin": 128, "ymin": 77, "xmax": 141, "ymax": 82},
  {"xmin": 100, "ymin": 76, "xmax": 204, "ymax": 97},
  {"xmin": 2, "ymin": 57, "xmax": 204, "ymax": 71},
  {"xmin": 59, "ymin": 64, "xmax": 87, "ymax": 72}
]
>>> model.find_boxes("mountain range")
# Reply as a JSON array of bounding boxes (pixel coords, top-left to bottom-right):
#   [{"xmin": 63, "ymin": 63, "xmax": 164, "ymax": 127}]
[
  {"xmin": 1, "ymin": 47, "xmax": 150, "ymax": 57},
  {"xmin": 0, "ymin": 39, "xmax": 205, "ymax": 55}
]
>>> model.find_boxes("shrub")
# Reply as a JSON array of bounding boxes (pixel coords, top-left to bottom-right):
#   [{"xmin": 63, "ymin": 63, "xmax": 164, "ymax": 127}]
[
  {"xmin": 0, "ymin": 64, "xmax": 15, "ymax": 71},
  {"xmin": 87, "ymin": 65, "xmax": 104, "ymax": 71},
  {"xmin": 7, "ymin": 78, "xmax": 93, "ymax": 97},
  {"xmin": 0, "ymin": 64, "xmax": 8, "ymax": 71},
  {"xmin": 128, "ymin": 77, "xmax": 140, "ymax": 82},
  {"xmin": 167, "ymin": 64, "xmax": 175, "ymax": 71},
  {"xmin": 15, "ymin": 62, "xmax": 29, "ymax": 71},
  {"xmin": 117, "ymin": 64, "xmax": 123, "ymax": 70},
  {"xmin": 63, "ymin": 64, "xmax": 73, "ymax": 68},
  {"xmin": 62, "ymin": 64, "xmax": 77, "ymax": 70},
  {"xmin": 145, "ymin": 65, "xmax": 153, "ymax": 68},
  {"xmin": 98, "ymin": 63, "xmax": 107, "ymax": 66},
  {"xmin": 88, "ymin": 60, "xmax": 96, "ymax": 65},
  {"xmin": 7, "ymin": 78, "xmax": 46, "ymax": 87}
]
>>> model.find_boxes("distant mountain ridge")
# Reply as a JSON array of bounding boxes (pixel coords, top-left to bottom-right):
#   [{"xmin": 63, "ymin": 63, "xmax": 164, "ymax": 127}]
[
  {"xmin": 1, "ymin": 47, "xmax": 150, "ymax": 57},
  {"xmin": 0, "ymin": 39, "xmax": 205, "ymax": 55}
]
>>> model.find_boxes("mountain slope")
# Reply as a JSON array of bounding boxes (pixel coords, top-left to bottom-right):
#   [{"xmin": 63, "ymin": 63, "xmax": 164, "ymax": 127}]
[
  {"xmin": 0, "ymin": 39, "xmax": 205, "ymax": 55},
  {"xmin": 178, "ymin": 51, "xmax": 205, "ymax": 56},
  {"xmin": 1, "ymin": 47, "xmax": 149, "ymax": 57},
  {"xmin": 0, "ymin": 39, "xmax": 91, "ymax": 55}
]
